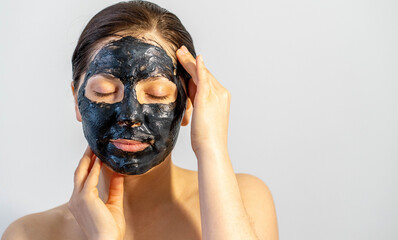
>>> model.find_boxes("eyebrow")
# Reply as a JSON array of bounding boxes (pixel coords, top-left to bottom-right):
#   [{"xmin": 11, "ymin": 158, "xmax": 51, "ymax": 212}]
[
  {"xmin": 95, "ymin": 73, "xmax": 120, "ymax": 81},
  {"xmin": 139, "ymin": 76, "xmax": 173, "ymax": 83},
  {"xmin": 87, "ymin": 73, "xmax": 124, "ymax": 86}
]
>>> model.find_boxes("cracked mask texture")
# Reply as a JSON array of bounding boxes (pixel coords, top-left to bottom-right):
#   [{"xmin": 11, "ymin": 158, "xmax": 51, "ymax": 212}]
[{"xmin": 78, "ymin": 36, "xmax": 186, "ymax": 175}]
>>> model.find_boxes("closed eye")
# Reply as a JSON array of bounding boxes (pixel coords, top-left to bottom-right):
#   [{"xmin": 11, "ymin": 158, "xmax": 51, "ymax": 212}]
[
  {"xmin": 146, "ymin": 93, "xmax": 169, "ymax": 100},
  {"xmin": 94, "ymin": 92, "xmax": 116, "ymax": 97}
]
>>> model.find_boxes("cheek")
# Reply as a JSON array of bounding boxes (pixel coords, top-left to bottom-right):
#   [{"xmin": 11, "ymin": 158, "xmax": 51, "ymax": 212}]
[
  {"xmin": 80, "ymin": 101, "xmax": 119, "ymax": 133},
  {"xmin": 142, "ymin": 104, "xmax": 179, "ymax": 135}
]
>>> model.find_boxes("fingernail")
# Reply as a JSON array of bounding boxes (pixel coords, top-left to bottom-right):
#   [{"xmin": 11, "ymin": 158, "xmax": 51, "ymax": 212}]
[{"xmin": 181, "ymin": 45, "xmax": 189, "ymax": 54}]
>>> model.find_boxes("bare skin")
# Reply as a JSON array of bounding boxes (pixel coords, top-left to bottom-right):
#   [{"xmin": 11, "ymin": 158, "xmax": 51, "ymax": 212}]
[
  {"xmin": 1, "ymin": 162, "xmax": 276, "ymax": 240},
  {"xmin": 2, "ymin": 36, "xmax": 278, "ymax": 240}
]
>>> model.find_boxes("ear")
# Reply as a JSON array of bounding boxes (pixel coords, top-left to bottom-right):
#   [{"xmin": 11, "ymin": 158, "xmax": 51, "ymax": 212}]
[
  {"xmin": 71, "ymin": 82, "xmax": 82, "ymax": 122},
  {"xmin": 181, "ymin": 97, "xmax": 192, "ymax": 126}
]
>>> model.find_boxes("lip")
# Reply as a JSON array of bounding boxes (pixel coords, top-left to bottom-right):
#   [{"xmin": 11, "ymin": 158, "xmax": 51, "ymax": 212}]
[{"xmin": 110, "ymin": 139, "xmax": 150, "ymax": 152}]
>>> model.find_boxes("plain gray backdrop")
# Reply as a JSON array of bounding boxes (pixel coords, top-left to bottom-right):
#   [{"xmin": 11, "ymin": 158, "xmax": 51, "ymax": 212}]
[{"xmin": 1, "ymin": 0, "xmax": 397, "ymax": 239}]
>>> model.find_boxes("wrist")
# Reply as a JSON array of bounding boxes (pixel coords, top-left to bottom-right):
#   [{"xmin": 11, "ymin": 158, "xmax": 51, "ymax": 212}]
[{"xmin": 194, "ymin": 144, "xmax": 229, "ymax": 159}]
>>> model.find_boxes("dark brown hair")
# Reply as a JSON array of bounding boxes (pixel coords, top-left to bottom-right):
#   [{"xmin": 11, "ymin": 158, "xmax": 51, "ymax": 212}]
[{"xmin": 71, "ymin": 0, "xmax": 196, "ymax": 91}]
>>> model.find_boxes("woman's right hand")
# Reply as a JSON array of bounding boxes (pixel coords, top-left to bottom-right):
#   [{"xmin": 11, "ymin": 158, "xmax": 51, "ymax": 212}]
[{"xmin": 67, "ymin": 146, "xmax": 126, "ymax": 240}]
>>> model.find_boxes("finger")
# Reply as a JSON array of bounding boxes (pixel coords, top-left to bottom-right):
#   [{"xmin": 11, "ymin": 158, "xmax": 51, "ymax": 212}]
[
  {"xmin": 188, "ymin": 78, "xmax": 197, "ymax": 106},
  {"xmin": 81, "ymin": 153, "xmax": 97, "ymax": 188},
  {"xmin": 176, "ymin": 46, "xmax": 198, "ymax": 84},
  {"xmin": 195, "ymin": 55, "xmax": 211, "ymax": 98},
  {"xmin": 83, "ymin": 157, "xmax": 102, "ymax": 190},
  {"xmin": 107, "ymin": 172, "xmax": 124, "ymax": 206},
  {"xmin": 197, "ymin": 55, "xmax": 222, "ymax": 89},
  {"xmin": 87, "ymin": 153, "xmax": 97, "ymax": 174},
  {"xmin": 73, "ymin": 146, "xmax": 94, "ymax": 192}
]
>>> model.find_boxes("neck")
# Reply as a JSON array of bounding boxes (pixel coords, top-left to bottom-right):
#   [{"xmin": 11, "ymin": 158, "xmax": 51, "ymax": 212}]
[{"xmin": 97, "ymin": 154, "xmax": 183, "ymax": 214}]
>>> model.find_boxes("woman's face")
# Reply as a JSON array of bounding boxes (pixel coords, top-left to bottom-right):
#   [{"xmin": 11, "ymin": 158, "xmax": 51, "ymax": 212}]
[{"xmin": 76, "ymin": 36, "xmax": 187, "ymax": 175}]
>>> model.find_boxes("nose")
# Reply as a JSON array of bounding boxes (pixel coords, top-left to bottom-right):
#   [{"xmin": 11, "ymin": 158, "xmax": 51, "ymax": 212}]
[{"xmin": 117, "ymin": 93, "xmax": 143, "ymax": 127}]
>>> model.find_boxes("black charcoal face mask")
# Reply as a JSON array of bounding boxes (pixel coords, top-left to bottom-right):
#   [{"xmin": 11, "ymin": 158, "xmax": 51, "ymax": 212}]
[{"xmin": 77, "ymin": 36, "xmax": 186, "ymax": 175}]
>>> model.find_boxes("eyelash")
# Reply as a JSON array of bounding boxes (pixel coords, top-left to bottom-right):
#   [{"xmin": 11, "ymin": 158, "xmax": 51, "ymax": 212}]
[
  {"xmin": 93, "ymin": 92, "xmax": 168, "ymax": 100},
  {"xmin": 146, "ymin": 93, "xmax": 168, "ymax": 100},
  {"xmin": 94, "ymin": 92, "xmax": 115, "ymax": 97}
]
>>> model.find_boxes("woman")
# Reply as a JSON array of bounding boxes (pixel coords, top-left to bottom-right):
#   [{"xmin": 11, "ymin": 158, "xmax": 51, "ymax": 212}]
[{"xmin": 2, "ymin": 1, "xmax": 278, "ymax": 239}]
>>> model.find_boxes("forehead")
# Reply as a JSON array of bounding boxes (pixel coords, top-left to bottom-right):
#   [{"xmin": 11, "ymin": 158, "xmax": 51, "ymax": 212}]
[{"xmin": 86, "ymin": 36, "xmax": 175, "ymax": 82}]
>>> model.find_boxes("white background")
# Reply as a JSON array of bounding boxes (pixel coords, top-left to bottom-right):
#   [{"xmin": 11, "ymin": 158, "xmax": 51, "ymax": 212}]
[{"xmin": 1, "ymin": 0, "xmax": 397, "ymax": 239}]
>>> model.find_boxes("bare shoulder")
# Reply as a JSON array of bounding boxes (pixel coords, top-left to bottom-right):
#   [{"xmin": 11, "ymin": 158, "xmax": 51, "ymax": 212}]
[
  {"xmin": 172, "ymin": 166, "xmax": 279, "ymax": 239},
  {"xmin": 1, "ymin": 204, "xmax": 82, "ymax": 240},
  {"xmin": 236, "ymin": 173, "xmax": 274, "ymax": 202},
  {"xmin": 236, "ymin": 173, "xmax": 279, "ymax": 240}
]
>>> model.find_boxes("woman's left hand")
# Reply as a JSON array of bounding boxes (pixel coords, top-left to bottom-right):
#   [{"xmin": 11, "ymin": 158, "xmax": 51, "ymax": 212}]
[
  {"xmin": 176, "ymin": 47, "xmax": 267, "ymax": 240},
  {"xmin": 176, "ymin": 46, "xmax": 231, "ymax": 156}
]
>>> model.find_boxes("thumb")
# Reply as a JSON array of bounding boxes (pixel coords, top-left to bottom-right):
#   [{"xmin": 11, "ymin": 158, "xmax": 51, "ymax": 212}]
[{"xmin": 106, "ymin": 172, "xmax": 124, "ymax": 206}]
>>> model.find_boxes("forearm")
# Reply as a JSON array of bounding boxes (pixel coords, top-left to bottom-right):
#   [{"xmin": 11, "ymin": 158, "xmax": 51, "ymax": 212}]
[{"xmin": 196, "ymin": 147, "xmax": 259, "ymax": 240}]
